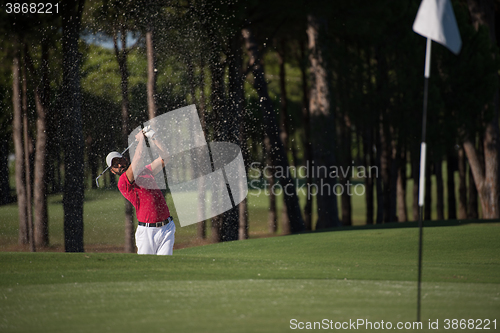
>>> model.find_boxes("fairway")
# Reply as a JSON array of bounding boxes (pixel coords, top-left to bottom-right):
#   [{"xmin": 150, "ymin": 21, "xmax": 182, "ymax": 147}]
[{"xmin": 0, "ymin": 223, "xmax": 499, "ymax": 332}]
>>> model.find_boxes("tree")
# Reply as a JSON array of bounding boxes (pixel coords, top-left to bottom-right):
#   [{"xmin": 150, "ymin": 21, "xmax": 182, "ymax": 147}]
[
  {"xmin": 3, "ymin": 8, "xmax": 59, "ymax": 248},
  {"xmin": 276, "ymin": 38, "xmax": 292, "ymax": 232},
  {"xmin": 298, "ymin": 37, "xmax": 313, "ymax": 229},
  {"xmin": 468, "ymin": 162, "xmax": 479, "ymax": 218},
  {"xmin": 208, "ymin": 34, "xmax": 227, "ymax": 242},
  {"xmin": 62, "ymin": 0, "xmax": 86, "ymax": 252},
  {"xmin": 306, "ymin": 14, "xmax": 340, "ymax": 229},
  {"xmin": 25, "ymin": 41, "xmax": 50, "ymax": 247},
  {"xmin": 20, "ymin": 54, "xmax": 35, "ymax": 252},
  {"xmin": 458, "ymin": 147, "xmax": 467, "ymax": 219},
  {"xmin": 0, "ymin": 46, "xmax": 11, "ymax": 206},
  {"xmin": 12, "ymin": 44, "xmax": 28, "ymax": 246},
  {"xmin": 143, "ymin": 0, "xmax": 159, "ymax": 120},
  {"xmin": 227, "ymin": 31, "xmax": 247, "ymax": 240},
  {"xmin": 463, "ymin": 0, "xmax": 499, "ymax": 219},
  {"xmin": 447, "ymin": 151, "xmax": 457, "ymax": 219}
]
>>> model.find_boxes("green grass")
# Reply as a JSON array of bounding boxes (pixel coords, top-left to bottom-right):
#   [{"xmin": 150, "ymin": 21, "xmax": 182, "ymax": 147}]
[
  {"xmin": 0, "ymin": 188, "xmax": 320, "ymax": 251},
  {"xmin": 0, "ymin": 223, "xmax": 499, "ymax": 332}
]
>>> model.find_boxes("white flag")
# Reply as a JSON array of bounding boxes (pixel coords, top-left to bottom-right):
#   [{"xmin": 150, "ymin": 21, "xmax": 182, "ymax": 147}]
[{"xmin": 413, "ymin": 0, "xmax": 462, "ymax": 54}]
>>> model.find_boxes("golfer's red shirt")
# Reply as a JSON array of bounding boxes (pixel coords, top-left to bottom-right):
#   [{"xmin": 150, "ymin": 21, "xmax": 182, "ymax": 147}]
[{"xmin": 118, "ymin": 165, "xmax": 170, "ymax": 223}]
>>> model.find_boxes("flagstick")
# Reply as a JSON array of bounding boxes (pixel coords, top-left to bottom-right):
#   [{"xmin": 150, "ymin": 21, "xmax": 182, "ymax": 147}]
[{"xmin": 417, "ymin": 37, "xmax": 432, "ymax": 323}]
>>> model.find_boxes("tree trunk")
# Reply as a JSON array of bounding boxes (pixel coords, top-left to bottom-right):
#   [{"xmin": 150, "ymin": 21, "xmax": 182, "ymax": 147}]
[
  {"xmin": 468, "ymin": 162, "xmax": 479, "ymax": 219},
  {"xmin": 238, "ymin": 117, "xmax": 249, "ymax": 240},
  {"xmin": 197, "ymin": 55, "xmax": 207, "ymax": 239},
  {"xmin": 264, "ymin": 135, "xmax": 277, "ymax": 234},
  {"xmin": 146, "ymin": 28, "xmax": 157, "ymax": 120},
  {"xmin": 56, "ymin": 149, "xmax": 62, "ymax": 192},
  {"xmin": 238, "ymin": 197, "xmax": 249, "ymax": 240},
  {"xmin": 267, "ymin": 178, "xmax": 278, "ymax": 233},
  {"xmin": 389, "ymin": 132, "xmax": 398, "ymax": 222},
  {"xmin": 457, "ymin": 147, "xmax": 468, "ymax": 219},
  {"xmin": 375, "ymin": 128, "xmax": 384, "ymax": 223},
  {"xmin": 238, "ymin": 124, "xmax": 249, "ymax": 240},
  {"xmin": 237, "ymin": 107, "xmax": 249, "ymax": 241},
  {"xmin": 305, "ymin": 15, "xmax": 340, "ymax": 229},
  {"xmin": 446, "ymin": 152, "xmax": 457, "ymax": 219},
  {"xmin": 211, "ymin": 214, "xmax": 222, "ymax": 243},
  {"xmin": 45, "ymin": 98, "xmax": 61, "ymax": 194},
  {"xmin": 230, "ymin": 39, "xmax": 249, "ymax": 241},
  {"xmin": 25, "ymin": 41, "xmax": 49, "ymax": 248},
  {"xmin": 299, "ymin": 39, "xmax": 313, "ymax": 230},
  {"xmin": 21, "ymin": 53, "xmax": 35, "ymax": 252},
  {"xmin": 186, "ymin": 53, "xmax": 207, "ymax": 240},
  {"xmin": 209, "ymin": 48, "xmax": 225, "ymax": 242},
  {"xmin": 379, "ymin": 119, "xmax": 391, "ymax": 223},
  {"xmin": 424, "ymin": 161, "xmax": 432, "ymax": 220},
  {"xmin": 222, "ymin": 204, "xmax": 239, "ymax": 242},
  {"xmin": 397, "ymin": 149, "xmax": 408, "ymax": 222},
  {"xmin": 277, "ymin": 42, "xmax": 291, "ymax": 232},
  {"xmin": 339, "ymin": 117, "xmax": 352, "ymax": 226},
  {"xmin": 435, "ymin": 158, "xmax": 444, "ymax": 220},
  {"xmin": 220, "ymin": 31, "xmax": 243, "ymax": 242},
  {"xmin": 364, "ymin": 127, "xmax": 375, "ymax": 224},
  {"xmin": 62, "ymin": 0, "xmax": 85, "ymax": 252},
  {"xmin": 412, "ymin": 150, "xmax": 420, "ymax": 221},
  {"xmin": 464, "ymin": 137, "xmax": 498, "ymax": 218},
  {"xmin": 0, "ymin": 137, "xmax": 9, "ymax": 205},
  {"xmin": 12, "ymin": 47, "xmax": 28, "ymax": 246},
  {"xmin": 243, "ymin": 27, "xmax": 305, "ymax": 233},
  {"xmin": 88, "ymin": 135, "xmax": 98, "ymax": 189}
]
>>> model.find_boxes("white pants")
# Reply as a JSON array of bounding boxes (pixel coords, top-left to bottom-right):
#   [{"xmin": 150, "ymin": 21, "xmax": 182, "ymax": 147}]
[{"xmin": 135, "ymin": 221, "xmax": 176, "ymax": 255}]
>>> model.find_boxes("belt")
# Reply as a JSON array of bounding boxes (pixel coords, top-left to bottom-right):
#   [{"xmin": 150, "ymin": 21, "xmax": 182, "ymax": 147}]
[{"xmin": 138, "ymin": 216, "xmax": 173, "ymax": 228}]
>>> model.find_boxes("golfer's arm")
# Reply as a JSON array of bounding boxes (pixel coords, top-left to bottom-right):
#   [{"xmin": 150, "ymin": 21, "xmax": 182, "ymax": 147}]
[
  {"xmin": 151, "ymin": 139, "xmax": 170, "ymax": 165},
  {"xmin": 150, "ymin": 156, "xmax": 165, "ymax": 175},
  {"xmin": 126, "ymin": 137, "xmax": 145, "ymax": 183},
  {"xmin": 148, "ymin": 139, "xmax": 169, "ymax": 176}
]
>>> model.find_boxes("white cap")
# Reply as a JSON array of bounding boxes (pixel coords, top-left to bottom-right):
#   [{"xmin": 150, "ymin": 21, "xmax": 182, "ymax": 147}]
[{"xmin": 106, "ymin": 152, "xmax": 123, "ymax": 168}]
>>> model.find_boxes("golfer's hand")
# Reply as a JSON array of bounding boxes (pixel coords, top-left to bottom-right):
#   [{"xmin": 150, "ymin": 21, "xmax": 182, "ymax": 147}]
[{"xmin": 142, "ymin": 126, "xmax": 156, "ymax": 140}]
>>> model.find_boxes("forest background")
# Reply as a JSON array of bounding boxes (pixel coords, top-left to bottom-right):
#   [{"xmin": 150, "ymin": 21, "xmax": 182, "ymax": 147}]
[{"xmin": 0, "ymin": 0, "xmax": 499, "ymax": 252}]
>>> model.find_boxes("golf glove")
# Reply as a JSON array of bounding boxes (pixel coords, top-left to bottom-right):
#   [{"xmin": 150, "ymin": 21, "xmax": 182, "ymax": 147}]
[{"xmin": 142, "ymin": 126, "xmax": 156, "ymax": 140}]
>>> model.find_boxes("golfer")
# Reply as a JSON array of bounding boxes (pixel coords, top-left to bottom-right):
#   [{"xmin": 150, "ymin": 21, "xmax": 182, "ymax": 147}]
[{"xmin": 106, "ymin": 129, "xmax": 175, "ymax": 255}]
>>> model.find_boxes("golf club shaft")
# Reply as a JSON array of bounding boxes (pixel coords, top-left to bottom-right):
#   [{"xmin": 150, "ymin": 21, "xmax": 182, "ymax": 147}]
[
  {"xmin": 121, "ymin": 141, "xmax": 136, "ymax": 155},
  {"xmin": 95, "ymin": 166, "xmax": 110, "ymax": 187}
]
